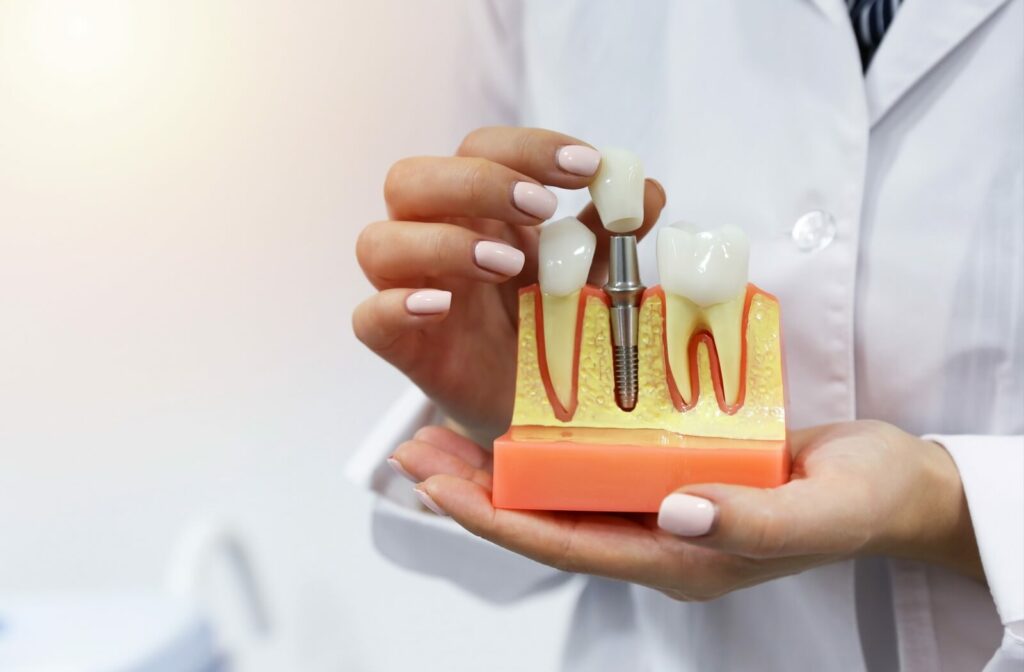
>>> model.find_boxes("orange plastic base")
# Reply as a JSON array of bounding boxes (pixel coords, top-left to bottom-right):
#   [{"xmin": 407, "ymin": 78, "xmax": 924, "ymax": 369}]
[{"xmin": 493, "ymin": 427, "xmax": 790, "ymax": 512}]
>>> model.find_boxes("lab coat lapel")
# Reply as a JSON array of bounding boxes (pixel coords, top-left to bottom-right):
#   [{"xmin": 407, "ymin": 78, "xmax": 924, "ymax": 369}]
[
  {"xmin": 865, "ymin": 0, "xmax": 1012, "ymax": 126},
  {"xmin": 803, "ymin": 0, "xmax": 850, "ymax": 24}
]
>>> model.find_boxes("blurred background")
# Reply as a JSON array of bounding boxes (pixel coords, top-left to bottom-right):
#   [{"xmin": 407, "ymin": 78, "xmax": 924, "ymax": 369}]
[{"xmin": 0, "ymin": 1, "xmax": 575, "ymax": 669}]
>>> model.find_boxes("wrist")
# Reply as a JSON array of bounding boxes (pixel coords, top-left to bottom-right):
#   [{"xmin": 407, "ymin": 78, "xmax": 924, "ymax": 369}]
[{"xmin": 875, "ymin": 433, "xmax": 984, "ymax": 581}]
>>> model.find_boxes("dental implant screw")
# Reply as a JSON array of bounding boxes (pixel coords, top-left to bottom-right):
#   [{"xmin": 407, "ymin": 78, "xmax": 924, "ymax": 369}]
[{"xmin": 604, "ymin": 235, "xmax": 645, "ymax": 412}]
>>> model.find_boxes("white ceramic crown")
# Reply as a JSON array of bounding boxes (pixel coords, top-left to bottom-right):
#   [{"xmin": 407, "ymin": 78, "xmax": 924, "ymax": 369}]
[
  {"xmin": 588, "ymin": 148, "xmax": 645, "ymax": 234},
  {"xmin": 538, "ymin": 217, "xmax": 597, "ymax": 296}
]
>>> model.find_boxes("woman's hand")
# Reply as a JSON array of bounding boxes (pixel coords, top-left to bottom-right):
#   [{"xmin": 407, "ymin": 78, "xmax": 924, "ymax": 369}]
[
  {"xmin": 352, "ymin": 127, "xmax": 666, "ymax": 441},
  {"xmin": 390, "ymin": 420, "xmax": 983, "ymax": 599}
]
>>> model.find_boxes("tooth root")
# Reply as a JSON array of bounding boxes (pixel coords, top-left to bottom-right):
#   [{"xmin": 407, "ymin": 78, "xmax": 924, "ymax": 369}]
[
  {"xmin": 542, "ymin": 291, "xmax": 581, "ymax": 410},
  {"xmin": 664, "ymin": 293, "xmax": 702, "ymax": 405},
  {"xmin": 703, "ymin": 293, "xmax": 746, "ymax": 407}
]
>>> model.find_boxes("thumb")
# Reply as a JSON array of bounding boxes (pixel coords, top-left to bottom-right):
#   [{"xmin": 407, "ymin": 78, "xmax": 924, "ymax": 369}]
[{"xmin": 657, "ymin": 480, "xmax": 835, "ymax": 559}]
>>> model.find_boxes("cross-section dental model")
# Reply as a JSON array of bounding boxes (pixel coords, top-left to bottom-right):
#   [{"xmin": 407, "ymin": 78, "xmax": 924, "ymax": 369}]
[{"xmin": 492, "ymin": 150, "xmax": 789, "ymax": 513}]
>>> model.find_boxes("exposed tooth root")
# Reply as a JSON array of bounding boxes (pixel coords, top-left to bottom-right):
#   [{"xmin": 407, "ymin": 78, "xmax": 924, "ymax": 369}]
[
  {"xmin": 664, "ymin": 291, "xmax": 746, "ymax": 407},
  {"xmin": 704, "ymin": 294, "xmax": 746, "ymax": 407},
  {"xmin": 541, "ymin": 291, "xmax": 581, "ymax": 411},
  {"xmin": 664, "ymin": 293, "xmax": 702, "ymax": 405}
]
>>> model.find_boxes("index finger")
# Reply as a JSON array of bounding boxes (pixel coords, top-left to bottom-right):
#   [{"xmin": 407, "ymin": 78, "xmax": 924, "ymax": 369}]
[{"xmin": 457, "ymin": 126, "xmax": 602, "ymax": 188}]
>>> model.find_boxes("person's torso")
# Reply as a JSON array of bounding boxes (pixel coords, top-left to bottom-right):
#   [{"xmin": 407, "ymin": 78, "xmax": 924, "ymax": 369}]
[{"xmin": 509, "ymin": 1, "xmax": 1021, "ymax": 669}]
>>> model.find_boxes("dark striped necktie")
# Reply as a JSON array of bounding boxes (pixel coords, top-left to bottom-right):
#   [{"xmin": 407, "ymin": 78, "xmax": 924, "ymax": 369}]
[{"xmin": 848, "ymin": 0, "xmax": 904, "ymax": 70}]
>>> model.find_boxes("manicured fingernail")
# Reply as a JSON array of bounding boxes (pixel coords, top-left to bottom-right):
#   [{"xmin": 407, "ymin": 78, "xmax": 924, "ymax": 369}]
[
  {"xmin": 658, "ymin": 493, "xmax": 716, "ymax": 537},
  {"xmin": 512, "ymin": 181, "xmax": 557, "ymax": 220},
  {"xmin": 414, "ymin": 486, "xmax": 447, "ymax": 516},
  {"xmin": 405, "ymin": 289, "xmax": 451, "ymax": 315},
  {"xmin": 557, "ymin": 145, "xmax": 601, "ymax": 176},
  {"xmin": 474, "ymin": 240, "xmax": 525, "ymax": 276},
  {"xmin": 387, "ymin": 457, "xmax": 416, "ymax": 482}
]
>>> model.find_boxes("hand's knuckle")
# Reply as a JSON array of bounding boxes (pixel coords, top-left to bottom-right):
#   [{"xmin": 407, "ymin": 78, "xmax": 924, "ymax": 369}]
[
  {"xmin": 355, "ymin": 222, "xmax": 384, "ymax": 271},
  {"xmin": 513, "ymin": 129, "xmax": 538, "ymax": 163},
  {"xmin": 462, "ymin": 504, "xmax": 498, "ymax": 542},
  {"xmin": 351, "ymin": 302, "xmax": 372, "ymax": 346},
  {"xmin": 462, "ymin": 158, "xmax": 491, "ymax": 204},
  {"xmin": 383, "ymin": 159, "xmax": 414, "ymax": 204},
  {"xmin": 549, "ymin": 520, "xmax": 581, "ymax": 573},
  {"xmin": 425, "ymin": 227, "xmax": 450, "ymax": 267},
  {"xmin": 666, "ymin": 570, "xmax": 721, "ymax": 602},
  {"xmin": 745, "ymin": 508, "xmax": 787, "ymax": 558},
  {"xmin": 457, "ymin": 127, "xmax": 487, "ymax": 156}
]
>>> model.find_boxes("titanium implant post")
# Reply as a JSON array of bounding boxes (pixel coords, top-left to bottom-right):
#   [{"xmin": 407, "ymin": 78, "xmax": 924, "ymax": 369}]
[{"xmin": 604, "ymin": 235, "xmax": 645, "ymax": 411}]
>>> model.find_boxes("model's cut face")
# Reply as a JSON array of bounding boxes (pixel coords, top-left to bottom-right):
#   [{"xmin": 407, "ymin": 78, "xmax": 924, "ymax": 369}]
[{"xmin": 511, "ymin": 283, "xmax": 784, "ymax": 439}]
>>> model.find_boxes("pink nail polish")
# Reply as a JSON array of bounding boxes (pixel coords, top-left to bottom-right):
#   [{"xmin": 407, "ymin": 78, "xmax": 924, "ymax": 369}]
[
  {"xmin": 658, "ymin": 493, "xmax": 716, "ymax": 537},
  {"xmin": 512, "ymin": 182, "xmax": 557, "ymax": 220},
  {"xmin": 414, "ymin": 487, "xmax": 447, "ymax": 516},
  {"xmin": 387, "ymin": 457, "xmax": 416, "ymax": 482},
  {"xmin": 557, "ymin": 145, "xmax": 601, "ymax": 176},
  {"xmin": 405, "ymin": 289, "xmax": 451, "ymax": 315},
  {"xmin": 474, "ymin": 241, "xmax": 525, "ymax": 276}
]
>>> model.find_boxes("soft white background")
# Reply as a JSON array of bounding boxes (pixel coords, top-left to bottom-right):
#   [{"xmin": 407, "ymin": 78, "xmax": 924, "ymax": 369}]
[{"xmin": 0, "ymin": 1, "xmax": 575, "ymax": 669}]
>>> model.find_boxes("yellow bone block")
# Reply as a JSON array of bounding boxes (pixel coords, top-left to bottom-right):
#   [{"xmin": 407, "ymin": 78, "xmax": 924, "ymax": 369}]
[{"xmin": 511, "ymin": 285, "xmax": 786, "ymax": 441}]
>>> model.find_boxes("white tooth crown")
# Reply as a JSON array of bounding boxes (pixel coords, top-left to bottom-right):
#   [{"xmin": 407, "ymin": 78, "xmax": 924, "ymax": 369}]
[
  {"xmin": 657, "ymin": 223, "xmax": 750, "ymax": 406},
  {"xmin": 657, "ymin": 223, "xmax": 749, "ymax": 307},
  {"xmin": 539, "ymin": 217, "xmax": 596, "ymax": 296},
  {"xmin": 588, "ymin": 148, "xmax": 645, "ymax": 233}
]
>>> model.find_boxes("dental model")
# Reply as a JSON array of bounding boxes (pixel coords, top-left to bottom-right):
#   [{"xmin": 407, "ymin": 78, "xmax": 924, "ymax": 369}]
[{"xmin": 492, "ymin": 151, "xmax": 788, "ymax": 513}]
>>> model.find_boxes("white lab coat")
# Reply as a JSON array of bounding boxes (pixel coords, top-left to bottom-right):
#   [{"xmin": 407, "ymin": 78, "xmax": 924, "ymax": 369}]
[{"xmin": 347, "ymin": 1, "xmax": 1024, "ymax": 670}]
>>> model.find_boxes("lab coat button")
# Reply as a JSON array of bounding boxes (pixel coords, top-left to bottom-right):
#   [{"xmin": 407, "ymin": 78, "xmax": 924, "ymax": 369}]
[{"xmin": 791, "ymin": 210, "xmax": 836, "ymax": 252}]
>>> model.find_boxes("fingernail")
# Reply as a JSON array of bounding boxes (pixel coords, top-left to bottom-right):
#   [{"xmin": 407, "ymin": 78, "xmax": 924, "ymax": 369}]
[
  {"xmin": 474, "ymin": 240, "xmax": 525, "ymax": 276},
  {"xmin": 557, "ymin": 145, "xmax": 601, "ymax": 176},
  {"xmin": 414, "ymin": 486, "xmax": 447, "ymax": 516},
  {"xmin": 405, "ymin": 289, "xmax": 451, "ymax": 315},
  {"xmin": 387, "ymin": 457, "xmax": 416, "ymax": 482},
  {"xmin": 512, "ymin": 181, "xmax": 558, "ymax": 220},
  {"xmin": 658, "ymin": 493, "xmax": 716, "ymax": 537}
]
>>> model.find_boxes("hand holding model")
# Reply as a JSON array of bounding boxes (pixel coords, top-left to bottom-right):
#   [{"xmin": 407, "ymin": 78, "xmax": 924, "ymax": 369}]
[
  {"xmin": 392, "ymin": 420, "xmax": 982, "ymax": 597},
  {"xmin": 353, "ymin": 127, "xmax": 665, "ymax": 441},
  {"xmin": 354, "ymin": 126, "xmax": 982, "ymax": 590}
]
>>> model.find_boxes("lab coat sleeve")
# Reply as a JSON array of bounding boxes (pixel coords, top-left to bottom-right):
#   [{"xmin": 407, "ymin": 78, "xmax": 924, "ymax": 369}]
[
  {"xmin": 926, "ymin": 434, "xmax": 1024, "ymax": 669},
  {"xmin": 454, "ymin": 0, "xmax": 524, "ymax": 127},
  {"xmin": 346, "ymin": 386, "xmax": 571, "ymax": 604}
]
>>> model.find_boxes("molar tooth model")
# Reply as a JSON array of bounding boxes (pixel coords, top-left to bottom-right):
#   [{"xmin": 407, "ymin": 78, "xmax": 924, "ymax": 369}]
[{"xmin": 492, "ymin": 149, "xmax": 789, "ymax": 513}]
